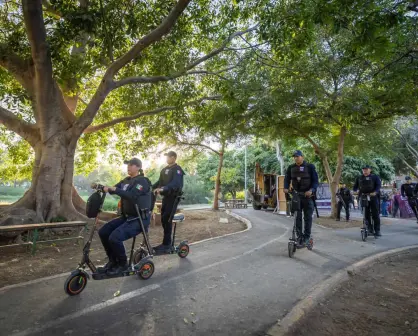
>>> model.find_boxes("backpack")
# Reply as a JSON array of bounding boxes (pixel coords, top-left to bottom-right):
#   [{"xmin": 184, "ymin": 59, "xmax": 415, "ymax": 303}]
[{"xmin": 86, "ymin": 191, "xmax": 105, "ymax": 218}]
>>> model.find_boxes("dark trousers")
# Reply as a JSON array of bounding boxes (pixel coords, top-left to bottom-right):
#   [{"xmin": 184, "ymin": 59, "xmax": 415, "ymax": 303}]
[
  {"xmin": 392, "ymin": 203, "xmax": 399, "ymax": 218},
  {"xmin": 161, "ymin": 196, "xmax": 178, "ymax": 245},
  {"xmin": 295, "ymin": 197, "xmax": 314, "ymax": 238},
  {"xmin": 337, "ymin": 200, "xmax": 350, "ymax": 220},
  {"xmin": 364, "ymin": 197, "xmax": 381, "ymax": 233},
  {"xmin": 408, "ymin": 198, "xmax": 418, "ymax": 219},
  {"xmin": 99, "ymin": 216, "xmax": 149, "ymax": 264}
]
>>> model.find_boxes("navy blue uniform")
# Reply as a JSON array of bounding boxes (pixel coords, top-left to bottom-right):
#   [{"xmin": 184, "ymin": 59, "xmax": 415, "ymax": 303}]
[
  {"xmin": 99, "ymin": 175, "xmax": 152, "ymax": 264},
  {"xmin": 337, "ymin": 187, "xmax": 352, "ymax": 220},
  {"xmin": 153, "ymin": 164, "xmax": 184, "ymax": 246},
  {"xmin": 284, "ymin": 161, "xmax": 319, "ymax": 239},
  {"xmin": 353, "ymin": 174, "xmax": 381, "ymax": 233}
]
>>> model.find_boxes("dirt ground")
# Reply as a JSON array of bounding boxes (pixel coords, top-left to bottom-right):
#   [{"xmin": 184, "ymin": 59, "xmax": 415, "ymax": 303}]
[
  {"xmin": 0, "ymin": 210, "xmax": 245, "ymax": 288},
  {"xmin": 288, "ymin": 248, "xmax": 418, "ymax": 336}
]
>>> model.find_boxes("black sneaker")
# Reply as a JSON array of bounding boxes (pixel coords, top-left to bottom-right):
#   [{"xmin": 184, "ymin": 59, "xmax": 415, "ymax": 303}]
[
  {"xmin": 97, "ymin": 260, "xmax": 117, "ymax": 274},
  {"xmin": 336, "ymin": 218, "xmax": 340, "ymax": 222},
  {"xmin": 375, "ymin": 231, "xmax": 382, "ymax": 237},
  {"xmin": 154, "ymin": 244, "xmax": 172, "ymax": 253},
  {"xmin": 107, "ymin": 262, "xmax": 128, "ymax": 276}
]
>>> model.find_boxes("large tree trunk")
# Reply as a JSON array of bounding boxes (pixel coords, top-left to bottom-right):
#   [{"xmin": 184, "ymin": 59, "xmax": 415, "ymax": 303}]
[
  {"xmin": 13, "ymin": 132, "xmax": 83, "ymax": 222},
  {"xmin": 213, "ymin": 144, "xmax": 225, "ymax": 211},
  {"xmin": 316, "ymin": 127, "xmax": 347, "ymax": 218}
]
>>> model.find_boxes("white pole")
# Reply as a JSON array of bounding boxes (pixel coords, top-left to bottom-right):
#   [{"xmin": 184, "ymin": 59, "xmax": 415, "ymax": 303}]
[{"xmin": 245, "ymin": 145, "xmax": 248, "ymax": 204}]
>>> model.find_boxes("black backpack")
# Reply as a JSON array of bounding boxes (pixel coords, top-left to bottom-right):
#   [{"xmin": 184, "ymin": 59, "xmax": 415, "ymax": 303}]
[{"xmin": 86, "ymin": 191, "xmax": 105, "ymax": 218}]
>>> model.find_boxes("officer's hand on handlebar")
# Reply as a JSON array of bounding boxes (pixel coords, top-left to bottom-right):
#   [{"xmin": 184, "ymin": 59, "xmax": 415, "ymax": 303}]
[
  {"xmin": 370, "ymin": 192, "xmax": 377, "ymax": 196},
  {"xmin": 103, "ymin": 186, "xmax": 115, "ymax": 193},
  {"xmin": 305, "ymin": 190, "xmax": 313, "ymax": 197},
  {"xmin": 284, "ymin": 189, "xmax": 289, "ymax": 194}
]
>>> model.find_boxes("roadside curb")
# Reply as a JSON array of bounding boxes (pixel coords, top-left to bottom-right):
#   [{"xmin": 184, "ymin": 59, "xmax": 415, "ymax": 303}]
[
  {"xmin": 266, "ymin": 244, "xmax": 418, "ymax": 336},
  {"xmin": 0, "ymin": 210, "xmax": 252, "ymax": 292},
  {"xmin": 189, "ymin": 209, "xmax": 251, "ymax": 246}
]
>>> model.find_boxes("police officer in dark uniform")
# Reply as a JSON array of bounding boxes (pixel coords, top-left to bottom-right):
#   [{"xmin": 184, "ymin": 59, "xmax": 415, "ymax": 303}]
[
  {"xmin": 401, "ymin": 176, "xmax": 418, "ymax": 222},
  {"xmin": 284, "ymin": 150, "xmax": 319, "ymax": 245},
  {"xmin": 98, "ymin": 158, "xmax": 152, "ymax": 275},
  {"xmin": 353, "ymin": 165, "xmax": 382, "ymax": 236},
  {"xmin": 153, "ymin": 151, "xmax": 185, "ymax": 252},
  {"xmin": 336, "ymin": 183, "xmax": 352, "ymax": 221}
]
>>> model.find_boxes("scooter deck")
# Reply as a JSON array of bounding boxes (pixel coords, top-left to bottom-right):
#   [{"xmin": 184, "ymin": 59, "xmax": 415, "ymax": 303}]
[
  {"xmin": 92, "ymin": 267, "xmax": 139, "ymax": 280},
  {"xmin": 152, "ymin": 240, "xmax": 188, "ymax": 256}
]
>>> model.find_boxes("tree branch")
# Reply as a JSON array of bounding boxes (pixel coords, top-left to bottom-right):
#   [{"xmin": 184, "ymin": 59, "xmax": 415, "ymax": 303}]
[
  {"xmin": 74, "ymin": 0, "xmax": 191, "ymax": 135},
  {"xmin": 0, "ymin": 106, "xmax": 39, "ymax": 145},
  {"xmin": 177, "ymin": 141, "xmax": 220, "ymax": 155},
  {"xmin": 42, "ymin": 0, "xmax": 61, "ymax": 18},
  {"xmin": 333, "ymin": 126, "xmax": 346, "ymax": 182},
  {"xmin": 373, "ymin": 50, "xmax": 416, "ymax": 77},
  {"xmin": 23, "ymin": 0, "xmax": 70, "ymax": 137},
  {"xmin": 0, "ymin": 43, "xmax": 35, "ymax": 95},
  {"xmin": 84, "ymin": 95, "xmax": 221, "ymax": 134},
  {"xmin": 114, "ymin": 26, "xmax": 258, "ymax": 88}
]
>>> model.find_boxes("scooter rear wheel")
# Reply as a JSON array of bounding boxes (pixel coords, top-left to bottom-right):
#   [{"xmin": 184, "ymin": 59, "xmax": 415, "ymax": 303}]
[
  {"xmin": 288, "ymin": 242, "xmax": 295, "ymax": 258},
  {"xmin": 361, "ymin": 229, "xmax": 367, "ymax": 242},
  {"xmin": 64, "ymin": 272, "xmax": 88, "ymax": 296},
  {"xmin": 178, "ymin": 244, "xmax": 189, "ymax": 258},
  {"xmin": 138, "ymin": 261, "xmax": 155, "ymax": 280}
]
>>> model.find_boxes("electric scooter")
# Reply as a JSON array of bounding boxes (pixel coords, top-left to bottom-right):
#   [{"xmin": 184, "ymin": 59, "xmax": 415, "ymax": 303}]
[
  {"xmin": 133, "ymin": 193, "xmax": 189, "ymax": 265},
  {"xmin": 360, "ymin": 193, "xmax": 376, "ymax": 242},
  {"xmin": 288, "ymin": 190, "xmax": 314, "ymax": 258},
  {"xmin": 64, "ymin": 184, "xmax": 155, "ymax": 296}
]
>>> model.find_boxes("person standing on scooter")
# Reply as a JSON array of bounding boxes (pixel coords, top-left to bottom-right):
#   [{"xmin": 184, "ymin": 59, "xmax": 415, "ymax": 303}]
[
  {"xmin": 401, "ymin": 176, "xmax": 418, "ymax": 223},
  {"xmin": 353, "ymin": 165, "xmax": 382, "ymax": 237},
  {"xmin": 153, "ymin": 151, "xmax": 185, "ymax": 252},
  {"xmin": 98, "ymin": 158, "xmax": 153, "ymax": 275},
  {"xmin": 336, "ymin": 183, "xmax": 352, "ymax": 221},
  {"xmin": 284, "ymin": 150, "xmax": 319, "ymax": 246}
]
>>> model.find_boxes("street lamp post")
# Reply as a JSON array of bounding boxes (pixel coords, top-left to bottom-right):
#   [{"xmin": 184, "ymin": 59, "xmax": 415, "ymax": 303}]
[{"xmin": 244, "ymin": 145, "xmax": 247, "ymax": 204}]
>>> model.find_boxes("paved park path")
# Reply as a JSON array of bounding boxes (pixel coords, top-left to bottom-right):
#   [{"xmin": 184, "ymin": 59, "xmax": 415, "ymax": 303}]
[{"xmin": 1, "ymin": 209, "xmax": 417, "ymax": 336}]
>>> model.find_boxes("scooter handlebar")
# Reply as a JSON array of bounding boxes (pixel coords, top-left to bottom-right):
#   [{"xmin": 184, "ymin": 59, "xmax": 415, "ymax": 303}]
[{"xmin": 91, "ymin": 183, "xmax": 105, "ymax": 192}]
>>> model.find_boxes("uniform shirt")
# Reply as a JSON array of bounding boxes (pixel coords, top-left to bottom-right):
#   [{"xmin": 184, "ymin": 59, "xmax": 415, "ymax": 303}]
[
  {"xmin": 284, "ymin": 161, "xmax": 319, "ymax": 192},
  {"xmin": 153, "ymin": 163, "xmax": 185, "ymax": 196},
  {"xmin": 109, "ymin": 175, "xmax": 152, "ymax": 217},
  {"xmin": 337, "ymin": 187, "xmax": 352, "ymax": 201},
  {"xmin": 353, "ymin": 174, "xmax": 381, "ymax": 194},
  {"xmin": 401, "ymin": 183, "xmax": 417, "ymax": 198}
]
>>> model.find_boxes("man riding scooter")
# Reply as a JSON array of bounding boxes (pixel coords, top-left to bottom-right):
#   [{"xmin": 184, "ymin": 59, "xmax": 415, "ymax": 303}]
[
  {"xmin": 153, "ymin": 151, "xmax": 185, "ymax": 253},
  {"xmin": 98, "ymin": 158, "xmax": 153, "ymax": 275},
  {"xmin": 353, "ymin": 165, "xmax": 382, "ymax": 237},
  {"xmin": 284, "ymin": 150, "xmax": 319, "ymax": 246}
]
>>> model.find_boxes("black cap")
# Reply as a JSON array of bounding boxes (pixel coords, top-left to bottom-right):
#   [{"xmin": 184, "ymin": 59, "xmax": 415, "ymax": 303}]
[
  {"xmin": 164, "ymin": 151, "xmax": 177, "ymax": 158},
  {"xmin": 362, "ymin": 165, "xmax": 371, "ymax": 169},
  {"xmin": 124, "ymin": 158, "xmax": 142, "ymax": 167},
  {"xmin": 405, "ymin": 176, "xmax": 411, "ymax": 180},
  {"xmin": 292, "ymin": 150, "xmax": 303, "ymax": 157}
]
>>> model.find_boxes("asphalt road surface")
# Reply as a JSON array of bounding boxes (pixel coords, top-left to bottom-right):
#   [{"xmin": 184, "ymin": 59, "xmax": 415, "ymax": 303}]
[{"xmin": 1, "ymin": 209, "xmax": 417, "ymax": 336}]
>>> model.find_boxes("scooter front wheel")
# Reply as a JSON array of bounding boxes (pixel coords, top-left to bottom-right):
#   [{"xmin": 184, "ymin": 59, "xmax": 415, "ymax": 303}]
[
  {"xmin": 64, "ymin": 272, "xmax": 88, "ymax": 296},
  {"xmin": 288, "ymin": 242, "xmax": 296, "ymax": 258},
  {"xmin": 178, "ymin": 244, "xmax": 190, "ymax": 258},
  {"xmin": 138, "ymin": 260, "xmax": 155, "ymax": 280},
  {"xmin": 361, "ymin": 229, "xmax": 367, "ymax": 242}
]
